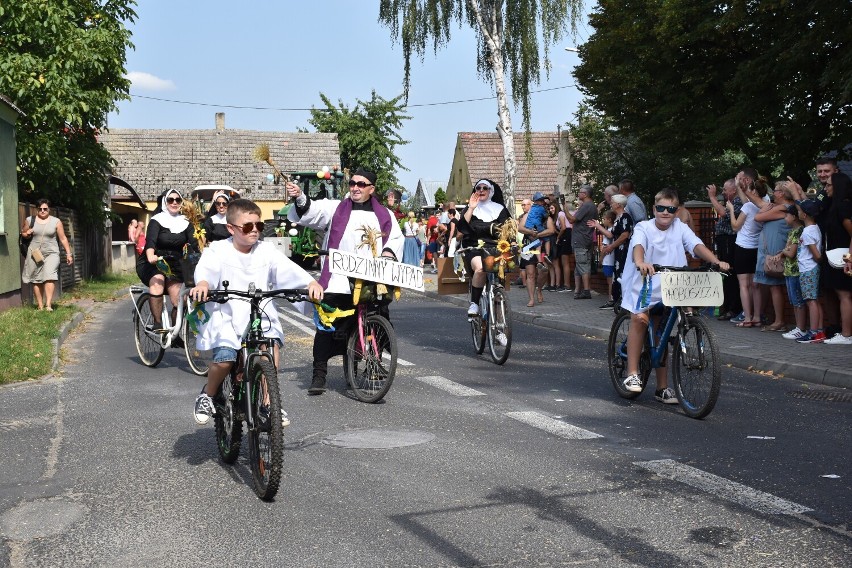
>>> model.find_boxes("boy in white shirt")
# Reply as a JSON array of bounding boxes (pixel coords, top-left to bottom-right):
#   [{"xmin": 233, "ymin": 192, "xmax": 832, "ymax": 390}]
[
  {"xmin": 620, "ymin": 189, "xmax": 730, "ymax": 403},
  {"xmin": 189, "ymin": 199, "xmax": 324, "ymax": 425},
  {"xmin": 793, "ymin": 199, "xmax": 825, "ymax": 343}
]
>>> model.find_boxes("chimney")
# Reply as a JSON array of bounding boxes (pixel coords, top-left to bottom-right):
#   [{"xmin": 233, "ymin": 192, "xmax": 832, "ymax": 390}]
[{"xmin": 215, "ymin": 112, "xmax": 225, "ymax": 131}]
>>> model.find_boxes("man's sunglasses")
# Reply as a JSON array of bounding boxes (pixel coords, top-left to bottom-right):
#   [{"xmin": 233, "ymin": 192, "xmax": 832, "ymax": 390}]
[
  {"xmin": 655, "ymin": 205, "xmax": 678, "ymax": 214},
  {"xmin": 230, "ymin": 221, "xmax": 265, "ymax": 234},
  {"xmin": 348, "ymin": 180, "xmax": 373, "ymax": 188},
  {"xmin": 166, "ymin": 197, "xmax": 183, "ymax": 204}
]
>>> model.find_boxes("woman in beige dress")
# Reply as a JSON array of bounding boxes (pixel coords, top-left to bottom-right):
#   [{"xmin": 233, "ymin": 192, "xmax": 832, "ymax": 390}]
[{"xmin": 21, "ymin": 199, "xmax": 74, "ymax": 311}]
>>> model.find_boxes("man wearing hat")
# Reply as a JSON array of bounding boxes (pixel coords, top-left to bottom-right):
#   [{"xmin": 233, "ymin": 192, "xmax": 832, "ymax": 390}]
[
  {"xmin": 287, "ymin": 169, "xmax": 405, "ymax": 394},
  {"xmin": 564, "ymin": 184, "xmax": 598, "ymax": 299},
  {"xmin": 385, "ymin": 188, "xmax": 405, "ymax": 221}
]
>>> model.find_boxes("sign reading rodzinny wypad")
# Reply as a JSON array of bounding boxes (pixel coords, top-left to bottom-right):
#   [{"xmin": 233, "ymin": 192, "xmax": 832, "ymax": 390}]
[{"xmin": 327, "ymin": 249, "xmax": 424, "ymax": 292}]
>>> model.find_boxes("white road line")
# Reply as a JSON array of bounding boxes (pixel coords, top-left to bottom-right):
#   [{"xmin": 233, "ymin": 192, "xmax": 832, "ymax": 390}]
[
  {"xmin": 634, "ymin": 459, "xmax": 813, "ymax": 515},
  {"xmin": 416, "ymin": 376, "xmax": 486, "ymax": 396},
  {"xmin": 505, "ymin": 411, "xmax": 603, "ymax": 440},
  {"xmin": 277, "ymin": 308, "xmax": 414, "ymax": 366}
]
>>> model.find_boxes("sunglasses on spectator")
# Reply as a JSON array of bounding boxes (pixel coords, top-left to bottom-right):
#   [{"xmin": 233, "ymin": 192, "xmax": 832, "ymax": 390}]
[
  {"xmin": 230, "ymin": 221, "xmax": 265, "ymax": 234},
  {"xmin": 655, "ymin": 205, "xmax": 678, "ymax": 214},
  {"xmin": 38, "ymin": 207, "xmax": 49, "ymax": 211},
  {"xmin": 215, "ymin": 200, "xmax": 228, "ymax": 206},
  {"xmin": 348, "ymin": 180, "xmax": 373, "ymax": 188},
  {"xmin": 166, "ymin": 196, "xmax": 183, "ymax": 204}
]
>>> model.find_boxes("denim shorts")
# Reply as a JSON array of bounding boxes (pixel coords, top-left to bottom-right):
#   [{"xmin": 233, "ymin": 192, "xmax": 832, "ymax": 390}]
[
  {"xmin": 212, "ymin": 346, "xmax": 238, "ymax": 363},
  {"xmin": 785, "ymin": 275, "xmax": 804, "ymax": 308},
  {"xmin": 602, "ymin": 265, "xmax": 615, "ymax": 278},
  {"xmin": 798, "ymin": 267, "xmax": 820, "ymax": 301}
]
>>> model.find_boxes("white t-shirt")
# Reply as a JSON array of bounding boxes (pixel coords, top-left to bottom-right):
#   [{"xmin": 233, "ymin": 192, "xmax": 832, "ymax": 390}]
[
  {"xmin": 193, "ymin": 239, "xmax": 316, "ymax": 350},
  {"xmin": 619, "ymin": 218, "xmax": 703, "ymax": 314},
  {"xmin": 602, "ymin": 235, "xmax": 615, "ymax": 266},
  {"xmin": 797, "ymin": 224, "xmax": 822, "ymax": 272},
  {"xmin": 734, "ymin": 202, "xmax": 762, "ymax": 249}
]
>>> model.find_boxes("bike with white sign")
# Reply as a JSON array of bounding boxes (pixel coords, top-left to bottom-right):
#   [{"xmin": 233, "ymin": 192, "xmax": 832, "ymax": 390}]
[{"xmin": 607, "ymin": 264, "xmax": 723, "ymax": 419}]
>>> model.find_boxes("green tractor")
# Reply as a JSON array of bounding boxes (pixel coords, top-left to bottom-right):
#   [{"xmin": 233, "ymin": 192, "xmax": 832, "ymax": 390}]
[{"xmin": 273, "ymin": 171, "xmax": 345, "ymax": 269}]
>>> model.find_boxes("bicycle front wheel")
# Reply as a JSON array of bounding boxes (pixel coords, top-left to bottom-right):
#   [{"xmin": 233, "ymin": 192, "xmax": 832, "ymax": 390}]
[
  {"xmin": 183, "ymin": 317, "xmax": 212, "ymax": 376},
  {"xmin": 607, "ymin": 312, "xmax": 650, "ymax": 399},
  {"xmin": 673, "ymin": 316, "xmax": 721, "ymax": 419},
  {"xmin": 214, "ymin": 373, "xmax": 242, "ymax": 464},
  {"xmin": 246, "ymin": 357, "xmax": 283, "ymax": 501},
  {"xmin": 133, "ymin": 293, "xmax": 165, "ymax": 367},
  {"xmin": 345, "ymin": 314, "xmax": 397, "ymax": 403},
  {"xmin": 487, "ymin": 288, "xmax": 512, "ymax": 364}
]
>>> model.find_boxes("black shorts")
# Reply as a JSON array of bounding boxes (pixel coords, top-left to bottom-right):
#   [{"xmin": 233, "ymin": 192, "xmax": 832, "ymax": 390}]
[{"xmin": 732, "ymin": 244, "xmax": 758, "ymax": 275}]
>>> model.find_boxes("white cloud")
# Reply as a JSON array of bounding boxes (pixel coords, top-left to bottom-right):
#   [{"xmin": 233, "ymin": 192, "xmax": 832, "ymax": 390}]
[{"xmin": 126, "ymin": 71, "xmax": 176, "ymax": 91}]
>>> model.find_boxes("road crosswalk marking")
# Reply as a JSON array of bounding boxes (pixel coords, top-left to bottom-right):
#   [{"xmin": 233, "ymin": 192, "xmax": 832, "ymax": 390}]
[
  {"xmin": 416, "ymin": 376, "xmax": 486, "ymax": 396},
  {"xmin": 505, "ymin": 411, "xmax": 603, "ymax": 440},
  {"xmin": 635, "ymin": 459, "xmax": 813, "ymax": 515}
]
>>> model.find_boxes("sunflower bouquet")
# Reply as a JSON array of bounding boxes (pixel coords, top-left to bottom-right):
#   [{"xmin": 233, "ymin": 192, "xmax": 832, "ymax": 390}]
[{"xmin": 482, "ymin": 218, "xmax": 519, "ymax": 280}]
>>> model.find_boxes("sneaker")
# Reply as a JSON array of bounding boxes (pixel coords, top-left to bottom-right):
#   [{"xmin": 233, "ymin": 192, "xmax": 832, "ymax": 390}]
[
  {"xmin": 782, "ymin": 326, "xmax": 806, "ymax": 340},
  {"xmin": 308, "ymin": 375, "xmax": 326, "ymax": 395},
  {"xmin": 599, "ymin": 300, "xmax": 615, "ymax": 309},
  {"xmin": 622, "ymin": 374, "xmax": 642, "ymax": 393},
  {"xmin": 577, "ymin": 290, "xmax": 592, "ymax": 300},
  {"xmin": 543, "ymin": 285, "xmax": 556, "ymax": 292},
  {"xmin": 824, "ymin": 334, "xmax": 852, "ymax": 345},
  {"xmin": 172, "ymin": 336, "xmax": 185, "ymax": 349},
  {"xmin": 560, "ymin": 287, "xmax": 573, "ymax": 293},
  {"xmin": 259, "ymin": 405, "xmax": 291, "ymax": 428},
  {"xmin": 795, "ymin": 330, "xmax": 814, "ymax": 343},
  {"xmin": 467, "ymin": 302, "xmax": 480, "ymax": 316},
  {"xmin": 194, "ymin": 392, "xmax": 215, "ymax": 425},
  {"xmin": 556, "ymin": 286, "xmax": 569, "ymax": 292},
  {"xmin": 803, "ymin": 330, "xmax": 827, "ymax": 343},
  {"xmin": 495, "ymin": 332, "xmax": 508, "ymax": 347},
  {"xmin": 655, "ymin": 388, "xmax": 678, "ymax": 404},
  {"xmin": 730, "ymin": 312, "xmax": 745, "ymax": 323}
]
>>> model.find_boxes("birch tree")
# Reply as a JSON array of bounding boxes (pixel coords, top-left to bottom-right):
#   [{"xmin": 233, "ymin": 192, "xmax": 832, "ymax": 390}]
[{"xmin": 378, "ymin": 0, "xmax": 583, "ymax": 210}]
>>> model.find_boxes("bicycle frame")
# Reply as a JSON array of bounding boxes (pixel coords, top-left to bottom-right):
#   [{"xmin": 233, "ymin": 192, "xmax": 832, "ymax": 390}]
[
  {"xmin": 645, "ymin": 304, "xmax": 682, "ymax": 369},
  {"xmin": 130, "ymin": 284, "xmax": 192, "ymax": 348}
]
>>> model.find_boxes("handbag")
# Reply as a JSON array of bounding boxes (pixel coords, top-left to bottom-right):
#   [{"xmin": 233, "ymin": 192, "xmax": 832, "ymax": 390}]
[
  {"xmin": 763, "ymin": 252, "xmax": 784, "ymax": 279},
  {"xmin": 827, "ymin": 248, "xmax": 849, "ymax": 269},
  {"xmin": 31, "ymin": 248, "xmax": 45, "ymax": 264}
]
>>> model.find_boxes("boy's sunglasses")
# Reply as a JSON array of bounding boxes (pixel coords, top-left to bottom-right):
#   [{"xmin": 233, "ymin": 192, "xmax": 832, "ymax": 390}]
[
  {"xmin": 166, "ymin": 196, "xmax": 183, "ymax": 204},
  {"xmin": 655, "ymin": 205, "xmax": 678, "ymax": 214},
  {"xmin": 348, "ymin": 180, "xmax": 373, "ymax": 188},
  {"xmin": 230, "ymin": 221, "xmax": 265, "ymax": 234}
]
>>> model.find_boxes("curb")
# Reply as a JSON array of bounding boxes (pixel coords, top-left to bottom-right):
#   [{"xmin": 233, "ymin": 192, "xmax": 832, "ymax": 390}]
[
  {"xmin": 418, "ymin": 290, "xmax": 852, "ymax": 390},
  {"xmin": 51, "ymin": 303, "xmax": 97, "ymax": 372}
]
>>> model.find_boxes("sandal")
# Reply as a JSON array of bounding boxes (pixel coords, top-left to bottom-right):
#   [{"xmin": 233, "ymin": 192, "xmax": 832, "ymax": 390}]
[
  {"xmin": 761, "ymin": 323, "xmax": 787, "ymax": 332},
  {"xmin": 526, "ymin": 301, "xmax": 535, "ymax": 308},
  {"xmin": 536, "ymin": 290, "xmax": 544, "ymax": 304},
  {"xmin": 735, "ymin": 321, "xmax": 755, "ymax": 328}
]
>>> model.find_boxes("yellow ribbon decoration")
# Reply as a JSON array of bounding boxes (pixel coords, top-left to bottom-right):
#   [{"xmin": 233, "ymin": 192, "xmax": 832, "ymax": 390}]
[{"xmin": 314, "ymin": 304, "xmax": 355, "ymax": 328}]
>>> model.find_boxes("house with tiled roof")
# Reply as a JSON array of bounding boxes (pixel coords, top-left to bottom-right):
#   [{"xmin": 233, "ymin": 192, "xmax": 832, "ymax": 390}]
[
  {"xmin": 445, "ymin": 131, "xmax": 572, "ymax": 207},
  {"xmin": 100, "ymin": 113, "xmax": 341, "ymax": 238}
]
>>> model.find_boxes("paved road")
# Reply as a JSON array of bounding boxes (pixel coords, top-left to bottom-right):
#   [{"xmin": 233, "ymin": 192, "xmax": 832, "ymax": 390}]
[{"xmin": 0, "ymin": 294, "xmax": 849, "ymax": 566}]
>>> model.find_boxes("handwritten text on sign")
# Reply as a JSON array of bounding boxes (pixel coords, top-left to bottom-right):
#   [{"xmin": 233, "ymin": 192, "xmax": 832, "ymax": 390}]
[
  {"xmin": 327, "ymin": 249, "xmax": 424, "ymax": 292},
  {"xmin": 660, "ymin": 271, "xmax": 723, "ymax": 307}
]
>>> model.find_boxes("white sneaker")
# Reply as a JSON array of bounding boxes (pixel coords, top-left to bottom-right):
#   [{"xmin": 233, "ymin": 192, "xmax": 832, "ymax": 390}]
[
  {"xmin": 824, "ymin": 334, "xmax": 852, "ymax": 345},
  {"xmin": 467, "ymin": 302, "xmax": 480, "ymax": 316},
  {"xmin": 622, "ymin": 373, "xmax": 642, "ymax": 393},
  {"xmin": 281, "ymin": 409, "xmax": 291, "ymax": 427},
  {"xmin": 782, "ymin": 326, "xmax": 806, "ymax": 340},
  {"xmin": 496, "ymin": 332, "xmax": 508, "ymax": 347},
  {"xmin": 193, "ymin": 392, "xmax": 215, "ymax": 425}
]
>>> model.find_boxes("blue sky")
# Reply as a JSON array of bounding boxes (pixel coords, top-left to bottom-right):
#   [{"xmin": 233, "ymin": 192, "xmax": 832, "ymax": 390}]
[{"xmin": 107, "ymin": 1, "xmax": 590, "ymax": 195}]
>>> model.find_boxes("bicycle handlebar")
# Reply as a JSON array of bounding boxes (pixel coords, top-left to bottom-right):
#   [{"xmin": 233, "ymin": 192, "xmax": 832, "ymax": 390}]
[
  {"xmin": 204, "ymin": 285, "xmax": 311, "ymax": 305},
  {"xmin": 650, "ymin": 263, "xmax": 723, "ymax": 272}
]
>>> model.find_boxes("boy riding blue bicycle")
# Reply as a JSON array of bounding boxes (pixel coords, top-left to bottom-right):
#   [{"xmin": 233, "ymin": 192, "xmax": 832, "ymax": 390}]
[
  {"xmin": 188, "ymin": 198, "xmax": 323, "ymax": 425},
  {"xmin": 619, "ymin": 188, "xmax": 729, "ymax": 403}
]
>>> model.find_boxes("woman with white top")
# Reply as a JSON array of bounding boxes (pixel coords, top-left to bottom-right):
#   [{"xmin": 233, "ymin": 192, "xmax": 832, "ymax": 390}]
[
  {"xmin": 727, "ymin": 169, "xmax": 768, "ymax": 327},
  {"xmin": 402, "ymin": 211, "xmax": 421, "ymax": 266}
]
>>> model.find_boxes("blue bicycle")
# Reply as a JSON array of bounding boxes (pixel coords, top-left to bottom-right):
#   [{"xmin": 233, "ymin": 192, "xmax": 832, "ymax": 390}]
[{"xmin": 607, "ymin": 264, "xmax": 723, "ymax": 419}]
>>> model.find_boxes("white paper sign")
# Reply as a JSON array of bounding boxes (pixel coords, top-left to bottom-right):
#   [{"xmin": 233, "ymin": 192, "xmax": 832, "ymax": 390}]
[
  {"xmin": 327, "ymin": 248, "xmax": 424, "ymax": 292},
  {"xmin": 660, "ymin": 271, "xmax": 724, "ymax": 307}
]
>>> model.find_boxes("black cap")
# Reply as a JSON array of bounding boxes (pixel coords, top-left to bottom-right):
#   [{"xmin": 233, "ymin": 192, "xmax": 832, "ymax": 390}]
[{"xmin": 352, "ymin": 169, "xmax": 377, "ymax": 185}]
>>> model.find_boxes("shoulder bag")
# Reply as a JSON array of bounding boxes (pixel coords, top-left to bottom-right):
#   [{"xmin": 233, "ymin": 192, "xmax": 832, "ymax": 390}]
[{"xmin": 763, "ymin": 244, "xmax": 784, "ymax": 279}]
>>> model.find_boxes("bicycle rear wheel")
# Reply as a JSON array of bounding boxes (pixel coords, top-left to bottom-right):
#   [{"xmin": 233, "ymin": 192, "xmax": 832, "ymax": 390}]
[
  {"xmin": 607, "ymin": 312, "xmax": 649, "ymax": 399},
  {"xmin": 214, "ymin": 373, "xmax": 242, "ymax": 464},
  {"xmin": 345, "ymin": 314, "xmax": 397, "ymax": 403},
  {"xmin": 673, "ymin": 316, "xmax": 721, "ymax": 419},
  {"xmin": 487, "ymin": 288, "xmax": 512, "ymax": 365},
  {"xmin": 246, "ymin": 357, "xmax": 283, "ymax": 501},
  {"xmin": 133, "ymin": 293, "xmax": 165, "ymax": 367},
  {"xmin": 470, "ymin": 292, "xmax": 487, "ymax": 355},
  {"xmin": 183, "ymin": 317, "xmax": 212, "ymax": 376}
]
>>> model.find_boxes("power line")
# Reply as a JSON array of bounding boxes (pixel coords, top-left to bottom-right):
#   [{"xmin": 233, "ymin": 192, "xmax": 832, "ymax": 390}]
[{"xmin": 127, "ymin": 84, "xmax": 581, "ymax": 111}]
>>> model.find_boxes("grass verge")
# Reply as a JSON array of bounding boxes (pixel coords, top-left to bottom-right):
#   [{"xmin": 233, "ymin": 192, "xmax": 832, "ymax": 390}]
[{"xmin": 0, "ymin": 272, "xmax": 139, "ymax": 385}]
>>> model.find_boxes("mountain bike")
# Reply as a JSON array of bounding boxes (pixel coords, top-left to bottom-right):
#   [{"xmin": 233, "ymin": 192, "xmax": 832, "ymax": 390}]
[
  {"xmin": 340, "ymin": 292, "xmax": 398, "ymax": 403},
  {"xmin": 606, "ymin": 264, "xmax": 723, "ymax": 419},
  {"xmin": 204, "ymin": 282, "xmax": 310, "ymax": 501},
  {"xmin": 130, "ymin": 284, "xmax": 212, "ymax": 375},
  {"xmin": 455, "ymin": 247, "xmax": 513, "ymax": 365}
]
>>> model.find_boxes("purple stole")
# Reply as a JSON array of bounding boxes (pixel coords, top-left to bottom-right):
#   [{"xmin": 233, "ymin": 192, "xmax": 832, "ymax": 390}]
[{"xmin": 318, "ymin": 196, "xmax": 393, "ymax": 288}]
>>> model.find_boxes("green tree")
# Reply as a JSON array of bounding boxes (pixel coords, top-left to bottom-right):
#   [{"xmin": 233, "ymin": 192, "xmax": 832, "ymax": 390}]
[
  {"xmin": 0, "ymin": 1, "xmax": 137, "ymax": 226},
  {"xmin": 306, "ymin": 91, "xmax": 410, "ymax": 194},
  {"xmin": 574, "ymin": 0, "xmax": 851, "ymax": 177},
  {"xmin": 433, "ymin": 187, "xmax": 447, "ymax": 207},
  {"xmin": 379, "ymin": 0, "xmax": 584, "ymax": 209}
]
